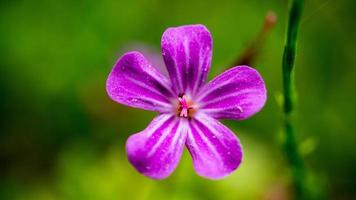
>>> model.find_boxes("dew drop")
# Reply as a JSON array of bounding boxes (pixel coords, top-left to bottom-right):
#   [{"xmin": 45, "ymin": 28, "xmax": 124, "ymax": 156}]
[
  {"xmin": 236, "ymin": 106, "xmax": 243, "ymax": 113},
  {"xmin": 179, "ymin": 138, "xmax": 184, "ymax": 144}
]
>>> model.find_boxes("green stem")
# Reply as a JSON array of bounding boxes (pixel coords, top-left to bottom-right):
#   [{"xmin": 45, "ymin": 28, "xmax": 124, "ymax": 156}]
[{"xmin": 282, "ymin": 0, "xmax": 305, "ymax": 199}]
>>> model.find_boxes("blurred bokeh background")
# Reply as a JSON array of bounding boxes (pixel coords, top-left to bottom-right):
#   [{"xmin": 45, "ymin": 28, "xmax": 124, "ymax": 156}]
[{"xmin": 1, "ymin": 0, "xmax": 355, "ymax": 199}]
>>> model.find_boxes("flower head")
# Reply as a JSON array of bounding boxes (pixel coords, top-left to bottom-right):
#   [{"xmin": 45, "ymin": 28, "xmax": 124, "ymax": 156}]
[{"xmin": 106, "ymin": 25, "xmax": 267, "ymax": 179}]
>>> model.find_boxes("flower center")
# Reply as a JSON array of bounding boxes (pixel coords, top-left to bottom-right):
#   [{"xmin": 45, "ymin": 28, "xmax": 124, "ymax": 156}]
[{"xmin": 177, "ymin": 94, "xmax": 195, "ymax": 118}]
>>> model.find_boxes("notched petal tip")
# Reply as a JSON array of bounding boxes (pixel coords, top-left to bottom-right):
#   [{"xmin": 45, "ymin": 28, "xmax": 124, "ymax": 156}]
[
  {"xmin": 186, "ymin": 114, "xmax": 243, "ymax": 179},
  {"xmin": 198, "ymin": 65, "xmax": 267, "ymax": 121},
  {"xmin": 126, "ymin": 114, "xmax": 188, "ymax": 179},
  {"xmin": 161, "ymin": 24, "xmax": 210, "ymax": 38},
  {"xmin": 161, "ymin": 24, "xmax": 213, "ymax": 95},
  {"xmin": 106, "ymin": 51, "xmax": 145, "ymax": 98},
  {"xmin": 126, "ymin": 133, "xmax": 170, "ymax": 180},
  {"xmin": 234, "ymin": 65, "xmax": 268, "ymax": 111},
  {"xmin": 106, "ymin": 51, "xmax": 174, "ymax": 112}
]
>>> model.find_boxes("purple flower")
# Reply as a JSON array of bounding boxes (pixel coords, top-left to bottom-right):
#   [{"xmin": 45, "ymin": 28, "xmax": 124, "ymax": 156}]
[{"xmin": 106, "ymin": 25, "xmax": 267, "ymax": 180}]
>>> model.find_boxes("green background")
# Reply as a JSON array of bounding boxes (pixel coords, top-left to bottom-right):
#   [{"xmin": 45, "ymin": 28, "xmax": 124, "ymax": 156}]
[{"xmin": 1, "ymin": 0, "xmax": 355, "ymax": 199}]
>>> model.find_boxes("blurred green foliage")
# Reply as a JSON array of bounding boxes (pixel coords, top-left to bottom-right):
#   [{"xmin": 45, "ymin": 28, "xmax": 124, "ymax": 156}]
[{"xmin": 0, "ymin": 0, "xmax": 355, "ymax": 199}]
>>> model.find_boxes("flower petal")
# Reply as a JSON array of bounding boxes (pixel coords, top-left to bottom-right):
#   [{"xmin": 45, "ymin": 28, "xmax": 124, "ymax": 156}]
[
  {"xmin": 197, "ymin": 66, "xmax": 267, "ymax": 120},
  {"xmin": 106, "ymin": 51, "xmax": 175, "ymax": 112},
  {"xmin": 186, "ymin": 113, "xmax": 243, "ymax": 179},
  {"xmin": 161, "ymin": 24, "xmax": 212, "ymax": 95},
  {"xmin": 126, "ymin": 114, "xmax": 188, "ymax": 179}
]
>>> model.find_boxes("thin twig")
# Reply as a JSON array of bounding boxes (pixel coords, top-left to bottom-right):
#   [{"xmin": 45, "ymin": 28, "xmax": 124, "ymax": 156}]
[{"xmin": 233, "ymin": 11, "xmax": 277, "ymax": 67}]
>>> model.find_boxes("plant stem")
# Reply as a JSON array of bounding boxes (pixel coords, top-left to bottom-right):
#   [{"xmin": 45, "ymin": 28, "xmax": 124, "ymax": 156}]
[{"xmin": 282, "ymin": 0, "xmax": 305, "ymax": 199}]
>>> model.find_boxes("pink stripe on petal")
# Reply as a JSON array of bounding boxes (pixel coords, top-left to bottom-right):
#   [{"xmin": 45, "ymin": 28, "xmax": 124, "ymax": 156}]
[
  {"xmin": 197, "ymin": 66, "xmax": 267, "ymax": 120},
  {"xmin": 126, "ymin": 114, "xmax": 188, "ymax": 179},
  {"xmin": 186, "ymin": 114, "xmax": 243, "ymax": 179},
  {"xmin": 161, "ymin": 25, "xmax": 212, "ymax": 95},
  {"xmin": 106, "ymin": 51, "xmax": 175, "ymax": 112}
]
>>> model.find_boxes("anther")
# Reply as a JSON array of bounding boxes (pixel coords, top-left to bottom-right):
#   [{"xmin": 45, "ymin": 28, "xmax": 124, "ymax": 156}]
[{"xmin": 177, "ymin": 95, "xmax": 194, "ymax": 118}]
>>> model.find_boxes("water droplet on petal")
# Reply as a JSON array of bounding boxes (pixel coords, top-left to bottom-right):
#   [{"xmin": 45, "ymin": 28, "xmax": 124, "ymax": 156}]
[{"xmin": 237, "ymin": 106, "xmax": 243, "ymax": 113}]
